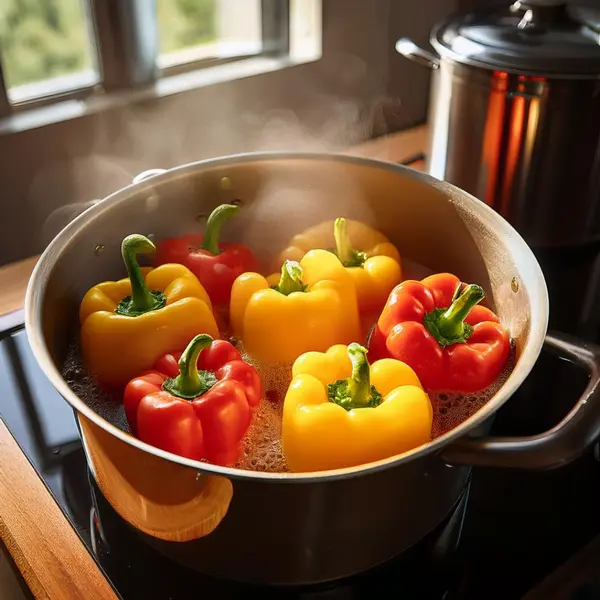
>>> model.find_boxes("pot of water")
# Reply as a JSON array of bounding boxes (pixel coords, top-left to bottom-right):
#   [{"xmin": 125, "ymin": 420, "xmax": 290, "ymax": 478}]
[
  {"xmin": 25, "ymin": 153, "xmax": 600, "ymax": 584},
  {"xmin": 396, "ymin": 1, "xmax": 600, "ymax": 247}
]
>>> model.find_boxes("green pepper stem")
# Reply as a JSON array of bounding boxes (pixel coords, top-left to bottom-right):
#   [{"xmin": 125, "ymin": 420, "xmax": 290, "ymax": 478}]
[
  {"xmin": 273, "ymin": 260, "xmax": 307, "ymax": 295},
  {"xmin": 451, "ymin": 282, "xmax": 462, "ymax": 304},
  {"xmin": 436, "ymin": 284, "xmax": 485, "ymax": 339},
  {"xmin": 201, "ymin": 204, "xmax": 239, "ymax": 255},
  {"xmin": 116, "ymin": 234, "xmax": 167, "ymax": 317},
  {"xmin": 327, "ymin": 344, "xmax": 383, "ymax": 410},
  {"xmin": 423, "ymin": 283, "xmax": 485, "ymax": 347},
  {"xmin": 346, "ymin": 343, "xmax": 373, "ymax": 407},
  {"xmin": 334, "ymin": 218, "xmax": 354, "ymax": 265},
  {"xmin": 333, "ymin": 218, "xmax": 367, "ymax": 267},
  {"xmin": 122, "ymin": 234, "xmax": 155, "ymax": 312},
  {"xmin": 162, "ymin": 334, "xmax": 215, "ymax": 399}
]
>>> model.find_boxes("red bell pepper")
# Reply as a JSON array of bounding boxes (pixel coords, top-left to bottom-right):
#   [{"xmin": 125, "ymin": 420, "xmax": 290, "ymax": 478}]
[
  {"xmin": 123, "ymin": 334, "xmax": 262, "ymax": 466},
  {"xmin": 368, "ymin": 273, "xmax": 510, "ymax": 392},
  {"xmin": 154, "ymin": 204, "xmax": 258, "ymax": 306}
]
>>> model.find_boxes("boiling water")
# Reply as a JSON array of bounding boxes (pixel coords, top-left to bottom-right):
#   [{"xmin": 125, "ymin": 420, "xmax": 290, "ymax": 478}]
[
  {"xmin": 61, "ymin": 257, "xmax": 515, "ymax": 474},
  {"xmin": 233, "ymin": 342, "xmax": 516, "ymax": 473},
  {"xmin": 62, "ymin": 335, "xmax": 515, "ymax": 474},
  {"xmin": 233, "ymin": 345, "xmax": 292, "ymax": 472},
  {"xmin": 430, "ymin": 348, "xmax": 516, "ymax": 438},
  {"xmin": 233, "ymin": 257, "xmax": 516, "ymax": 472},
  {"xmin": 63, "ymin": 341, "xmax": 130, "ymax": 433}
]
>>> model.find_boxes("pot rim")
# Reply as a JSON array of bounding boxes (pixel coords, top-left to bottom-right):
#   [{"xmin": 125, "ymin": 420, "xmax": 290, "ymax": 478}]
[{"xmin": 25, "ymin": 151, "xmax": 549, "ymax": 483}]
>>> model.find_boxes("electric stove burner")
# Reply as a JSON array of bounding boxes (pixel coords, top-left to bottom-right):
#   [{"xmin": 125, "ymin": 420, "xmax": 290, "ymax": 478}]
[
  {"xmin": 83, "ymin": 462, "xmax": 469, "ymax": 600},
  {"xmin": 85, "ymin": 466, "xmax": 467, "ymax": 599}
]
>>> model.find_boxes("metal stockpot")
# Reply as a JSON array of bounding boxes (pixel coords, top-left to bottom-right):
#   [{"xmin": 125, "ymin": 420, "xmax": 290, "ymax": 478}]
[
  {"xmin": 397, "ymin": 0, "xmax": 600, "ymax": 248},
  {"xmin": 25, "ymin": 154, "xmax": 600, "ymax": 585}
]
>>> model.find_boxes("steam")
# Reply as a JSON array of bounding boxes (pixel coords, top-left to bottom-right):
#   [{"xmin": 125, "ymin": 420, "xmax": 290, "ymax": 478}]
[
  {"xmin": 43, "ymin": 200, "xmax": 100, "ymax": 244},
  {"xmin": 39, "ymin": 153, "xmax": 142, "ymax": 244},
  {"xmin": 39, "ymin": 47, "xmax": 402, "ymax": 261}
]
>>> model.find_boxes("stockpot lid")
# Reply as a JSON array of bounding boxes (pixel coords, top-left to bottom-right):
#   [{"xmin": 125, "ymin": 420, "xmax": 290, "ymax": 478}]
[{"xmin": 431, "ymin": 1, "xmax": 600, "ymax": 77}]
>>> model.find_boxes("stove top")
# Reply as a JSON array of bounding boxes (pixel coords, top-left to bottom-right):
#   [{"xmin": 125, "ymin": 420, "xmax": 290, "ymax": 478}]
[{"xmin": 4, "ymin": 246, "xmax": 600, "ymax": 599}]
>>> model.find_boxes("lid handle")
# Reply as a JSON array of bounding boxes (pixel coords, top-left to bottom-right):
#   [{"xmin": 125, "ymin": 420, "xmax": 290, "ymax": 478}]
[
  {"xmin": 511, "ymin": 1, "xmax": 570, "ymax": 29},
  {"xmin": 513, "ymin": 0, "xmax": 566, "ymax": 6}
]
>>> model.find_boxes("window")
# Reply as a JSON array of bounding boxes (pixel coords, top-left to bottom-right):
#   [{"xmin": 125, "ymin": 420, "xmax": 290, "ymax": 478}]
[
  {"xmin": 0, "ymin": 0, "xmax": 310, "ymax": 116},
  {"xmin": 157, "ymin": 0, "xmax": 263, "ymax": 72},
  {"xmin": 0, "ymin": 0, "xmax": 98, "ymax": 105},
  {"xmin": 289, "ymin": 0, "xmax": 321, "ymax": 61}
]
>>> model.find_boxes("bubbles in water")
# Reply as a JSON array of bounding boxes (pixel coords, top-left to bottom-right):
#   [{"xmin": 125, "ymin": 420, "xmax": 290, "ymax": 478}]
[
  {"xmin": 62, "ymin": 332, "xmax": 516, "ymax": 474},
  {"xmin": 430, "ymin": 346, "xmax": 516, "ymax": 438},
  {"xmin": 234, "ymin": 340, "xmax": 292, "ymax": 473},
  {"xmin": 62, "ymin": 338, "xmax": 130, "ymax": 433}
]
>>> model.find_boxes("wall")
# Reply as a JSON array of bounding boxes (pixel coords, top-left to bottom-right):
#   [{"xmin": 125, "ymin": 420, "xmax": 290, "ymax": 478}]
[
  {"xmin": 0, "ymin": 0, "xmax": 458, "ymax": 265},
  {"xmin": 386, "ymin": 0, "xmax": 455, "ymax": 131}
]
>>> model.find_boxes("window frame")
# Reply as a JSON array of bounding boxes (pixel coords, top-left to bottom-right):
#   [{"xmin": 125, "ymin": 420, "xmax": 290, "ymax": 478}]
[
  {"xmin": 0, "ymin": 62, "xmax": 11, "ymax": 118},
  {"xmin": 0, "ymin": 0, "xmax": 292, "ymax": 114}
]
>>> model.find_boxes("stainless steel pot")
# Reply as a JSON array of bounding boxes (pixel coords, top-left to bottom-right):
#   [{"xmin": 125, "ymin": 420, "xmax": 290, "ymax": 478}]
[
  {"xmin": 397, "ymin": 1, "xmax": 600, "ymax": 248},
  {"xmin": 25, "ymin": 153, "xmax": 600, "ymax": 585}
]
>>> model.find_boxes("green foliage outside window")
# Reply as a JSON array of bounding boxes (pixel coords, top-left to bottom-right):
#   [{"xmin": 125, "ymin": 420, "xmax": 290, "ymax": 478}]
[
  {"xmin": 157, "ymin": 0, "xmax": 217, "ymax": 55},
  {"xmin": 0, "ymin": 0, "xmax": 217, "ymax": 89}
]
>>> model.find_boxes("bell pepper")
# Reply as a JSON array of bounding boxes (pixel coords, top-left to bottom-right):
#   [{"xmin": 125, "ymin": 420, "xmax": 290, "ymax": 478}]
[
  {"xmin": 368, "ymin": 273, "xmax": 510, "ymax": 392},
  {"xmin": 282, "ymin": 343, "xmax": 432, "ymax": 472},
  {"xmin": 336, "ymin": 217, "xmax": 403, "ymax": 314},
  {"xmin": 278, "ymin": 218, "xmax": 401, "ymax": 315},
  {"xmin": 277, "ymin": 217, "xmax": 401, "ymax": 266},
  {"xmin": 80, "ymin": 234, "xmax": 219, "ymax": 388},
  {"xmin": 123, "ymin": 334, "xmax": 262, "ymax": 466},
  {"xmin": 229, "ymin": 249, "xmax": 361, "ymax": 364},
  {"xmin": 154, "ymin": 204, "xmax": 258, "ymax": 306}
]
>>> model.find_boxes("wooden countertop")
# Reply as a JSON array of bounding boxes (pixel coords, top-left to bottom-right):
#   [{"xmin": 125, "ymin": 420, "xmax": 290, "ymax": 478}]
[
  {"xmin": 0, "ymin": 419, "xmax": 118, "ymax": 599},
  {"xmin": 0, "ymin": 125, "xmax": 427, "ymax": 318},
  {"xmin": 0, "ymin": 256, "xmax": 38, "ymax": 317}
]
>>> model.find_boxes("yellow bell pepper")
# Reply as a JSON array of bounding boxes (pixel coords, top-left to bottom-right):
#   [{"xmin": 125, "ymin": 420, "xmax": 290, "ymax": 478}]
[
  {"xmin": 278, "ymin": 217, "xmax": 401, "ymax": 265},
  {"xmin": 229, "ymin": 249, "xmax": 361, "ymax": 364},
  {"xmin": 80, "ymin": 234, "xmax": 219, "ymax": 388},
  {"xmin": 278, "ymin": 218, "xmax": 402, "ymax": 315},
  {"xmin": 282, "ymin": 343, "xmax": 433, "ymax": 472}
]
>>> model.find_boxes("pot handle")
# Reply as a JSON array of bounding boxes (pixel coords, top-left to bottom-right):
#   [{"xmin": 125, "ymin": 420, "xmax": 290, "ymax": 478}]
[
  {"xmin": 395, "ymin": 38, "xmax": 440, "ymax": 70},
  {"xmin": 440, "ymin": 331, "xmax": 600, "ymax": 470},
  {"xmin": 132, "ymin": 168, "xmax": 167, "ymax": 184}
]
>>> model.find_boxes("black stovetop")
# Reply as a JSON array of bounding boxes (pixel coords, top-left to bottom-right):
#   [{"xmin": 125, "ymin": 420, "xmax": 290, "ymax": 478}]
[{"xmin": 4, "ymin": 246, "xmax": 600, "ymax": 599}]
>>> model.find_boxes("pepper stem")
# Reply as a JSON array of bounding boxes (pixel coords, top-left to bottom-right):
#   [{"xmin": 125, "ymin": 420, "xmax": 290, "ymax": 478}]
[
  {"xmin": 201, "ymin": 204, "xmax": 240, "ymax": 255},
  {"xmin": 272, "ymin": 261, "xmax": 307, "ymax": 295},
  {"xmin": 423, "ymin": 283, "xmax": 485, "ymax": 348},
  {"xmin": 327, "ymin": 343, "xmax": 383, "ymax": 410},
  {"xmin": 333, "ymin": 218, "xmax": 367, "ymax": 268},
  {"xmin": 162, "ymin": 334, "xmax": 218, "ymax": 400},
  {"xmin": 346, "ymin": 344, "xmax": 374, "ymax": 405},
  {"xmin": 115, "ymin": 234, "xmax": 166, "ymax": 317}
]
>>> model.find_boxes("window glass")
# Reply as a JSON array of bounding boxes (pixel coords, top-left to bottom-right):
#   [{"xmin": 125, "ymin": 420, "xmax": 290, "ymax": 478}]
[
  {"xmin": 0, "ymin": 0, "xmax": 97, "ymax": 103},
  {"xmin": 157, "ymin": 0, "xmax": 262, "ymax": 69}
]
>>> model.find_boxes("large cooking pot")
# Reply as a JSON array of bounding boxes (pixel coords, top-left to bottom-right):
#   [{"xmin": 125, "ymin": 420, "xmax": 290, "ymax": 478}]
[
  {"xmin": 25, "ymin": 154, "xmax": 600, "ymax": 585},
  {"xmin": 397, "ymin": 0, "xmax": 600, "ymax": 248}
]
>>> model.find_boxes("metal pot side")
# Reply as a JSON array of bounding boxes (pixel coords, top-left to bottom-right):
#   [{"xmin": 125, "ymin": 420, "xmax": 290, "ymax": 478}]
[{"xmin": 427, "ymin": 60, "xmax": 600, "ymax": 247}]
